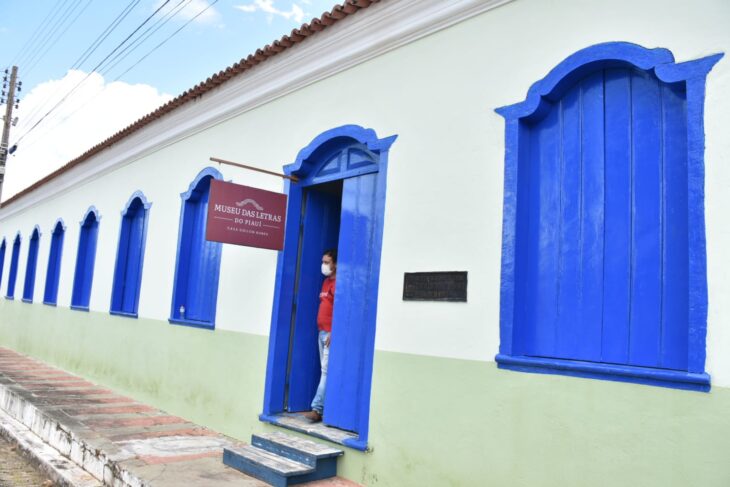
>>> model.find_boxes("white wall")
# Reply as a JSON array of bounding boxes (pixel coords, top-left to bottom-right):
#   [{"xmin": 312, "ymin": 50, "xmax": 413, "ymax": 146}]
[{"xmin": 0, "ymin": 0, "xmax": 728, "ymax": 384}]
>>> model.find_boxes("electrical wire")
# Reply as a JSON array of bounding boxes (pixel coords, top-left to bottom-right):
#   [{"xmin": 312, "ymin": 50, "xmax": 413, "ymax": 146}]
[
  {"xmin": 24, "ymin": 0, "xmax": 96, "ymax": 78},
  {"xmin": 21, "ymin": 0, "xmax": 85, "ymax": 72},
  {"xmin": 20, "ymin": 0, "xmax": 142, "ymax": 130},
  {"xmin": 13, "ymin": 0, "xmax": 173, "ymax": 147},
  {"xmin": 100, "ymin": 0, "xmax": 193, "ymax": 77},
  {"xmin": 15, "ymin": 0, "xmax": 219, "ymax": 155},
  {"xmin": 114, "ymin": 0, "xmax": 219, "ymax": 81},
  {"xmin": 9, "ymin": 0, "xmax": 68, "ymax": 67}
]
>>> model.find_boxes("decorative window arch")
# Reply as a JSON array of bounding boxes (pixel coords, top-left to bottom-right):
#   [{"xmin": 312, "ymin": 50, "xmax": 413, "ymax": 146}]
[
  {"xmin": 111, "ymin": 191, "xmax": 152, "ymax": 317},
  {"xmin": 43, "ymin": 219, "xmax": 66, "ymax": 306},
  {"xmin": 5, "ymin": 233, "xmax": 21, "ymax": 300},
  {"xmin": 71, "ymin": 207, "xmax": 101, "ymax": 311},
  {"xmin": 22, "ymin": 225, "xmax": 42, "ymax": 303},
  {"xmin": 494, "ymin": 42, "xmax": 723, "ymax": 392},
  {"xmin": 0, "ymin": 238, "xmax": 6, "ymax": 293},
  {"xmin": 169, "ymin": 167, "xmax": 223, "ymax": 329}
]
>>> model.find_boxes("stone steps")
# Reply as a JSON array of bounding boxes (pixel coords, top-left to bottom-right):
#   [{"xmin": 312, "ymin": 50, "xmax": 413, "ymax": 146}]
[{"xmin": 224, "ymin": 431, "xmax": 343, "ymax": 487}]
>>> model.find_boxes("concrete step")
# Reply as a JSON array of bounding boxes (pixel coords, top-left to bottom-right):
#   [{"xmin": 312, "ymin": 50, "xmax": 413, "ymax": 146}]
[
  {"xmin": 223, "ymin": 443, "xmax": 313, "ymax": 487},
  {"xmin": 252, "ymin": 431, "xmax": 343, "ymax": 468}
]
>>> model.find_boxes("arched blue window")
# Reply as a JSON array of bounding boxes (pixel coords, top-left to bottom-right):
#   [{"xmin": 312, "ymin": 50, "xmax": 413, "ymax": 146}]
[
  {"xmin": 0, "ymin": 239, "xmax": 6, "ymax": 292},
  {"xmin": 169, "ymin": 167, "xmax": 223, "ymax": 329},
  {"xmin": 5, "ymin": 233, "xmax": 21, "ymax": 299},
  {"xmin": 22, "ymin": 226, "xmax": 41, "ymax": 303},
  {"xmin": 43, "ymin": 219, "xmax": 66, "ymax": 306},
  {"xmin": 495, "ymin": 43, "xmax": 723, "ymax": 392},
  {"xmin": 111, "ymin": 192, "xmax": 151, "ymax": 317},
  {"xmin": 71, "ymin": 207, "xmax": 100, "ymax": 311}
]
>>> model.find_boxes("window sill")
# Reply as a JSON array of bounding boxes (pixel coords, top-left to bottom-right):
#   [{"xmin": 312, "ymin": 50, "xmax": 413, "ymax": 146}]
[
  {"xmin": 110, "ymin": 310, "xmax": 138, "ymax": 319},
  {"xmin": 168, "ymin": 317, "xmax": 214, "ymax": 330},
  {"xmin": 495, "ymin": 354, "xmax": 711, "ymax": 392},
  {"xmin": 42, "ymin": 301, "xmax": 57, "ymax": 307},
  {"xmin": 21, "ymin": 298, "xmax": 32, "ymax": 304},
  {"xmin": 4, "ymin": 296, "xmax": 14, "ymax": 300},
  {"xmin": 70, "ymin": 305, "xmax": 90, "ymax": 312}
]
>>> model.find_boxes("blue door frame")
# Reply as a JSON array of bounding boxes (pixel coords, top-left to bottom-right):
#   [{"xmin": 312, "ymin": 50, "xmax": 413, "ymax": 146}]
[{"xmin": 262, "ymin": 125, "xmax": 397, "ymax": 450}]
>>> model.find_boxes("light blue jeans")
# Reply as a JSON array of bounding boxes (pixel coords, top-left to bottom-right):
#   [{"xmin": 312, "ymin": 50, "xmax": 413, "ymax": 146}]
[{"xmin": 311, "ymin": 330, "xmax": 330, "ymax": 414}]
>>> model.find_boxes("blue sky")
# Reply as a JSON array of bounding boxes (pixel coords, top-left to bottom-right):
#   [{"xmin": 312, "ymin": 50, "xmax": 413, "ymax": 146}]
[
  {"xmin": 1, "ymin": 0, "xmax": 336, "ymax": 95},
  {"xmin": 0, "ymin": 0, "xmax": 337, "ymax": 199}
]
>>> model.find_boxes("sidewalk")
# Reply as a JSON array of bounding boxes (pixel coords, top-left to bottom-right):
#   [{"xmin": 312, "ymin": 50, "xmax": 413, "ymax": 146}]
[{"xmin": 0, "ymin": 347, "xmax": 358, "ymax": 487}]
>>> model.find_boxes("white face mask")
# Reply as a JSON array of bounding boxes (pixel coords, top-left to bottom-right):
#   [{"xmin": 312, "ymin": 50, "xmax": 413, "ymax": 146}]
[{"xmin": 321, "ymin": 263, "xmax": 333, "ymax": 277}]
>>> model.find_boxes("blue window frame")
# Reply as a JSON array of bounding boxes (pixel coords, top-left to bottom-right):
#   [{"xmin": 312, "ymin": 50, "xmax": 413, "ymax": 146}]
[
  {"xmin": 5, "ymin": 233, "xmax": 21, "ymax": 299},
  {"xmin": 43, "ymin": 219, "xmax": 66, "ymax": 306},
  {"xmin": 71, "ymin": 207, "xmax": 100, "ymax": 311},
  {"xmin": 22, "ymin": 226, "xmax": 41, "ymax": 303},
  {"xmin": 495, "ymin": 42, "xmax": 723, "ymax": 392},
  {"xmin": 111, "ymin": 192, "xmax": 151, "ymax": 318},
  {"xmin": 0, "ymin": 239, "xmax": 6, "ymax": 292},
  {"xmin": 169, "ymin": 167, "xmax": 223, "ymax": 329}
]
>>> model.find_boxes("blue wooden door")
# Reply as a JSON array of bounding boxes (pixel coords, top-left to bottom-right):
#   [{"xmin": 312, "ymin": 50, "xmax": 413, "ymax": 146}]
[
  {"xmin": 286, "ymin": 187, "xmax": 341, "ymax": 412},
  {"xmin": 520, "ymin": 67, "xmax": 689, "ymax": 369},
  {"xmin": 325, "ymin": 172, "xmax": 381, "ymax": 432}
]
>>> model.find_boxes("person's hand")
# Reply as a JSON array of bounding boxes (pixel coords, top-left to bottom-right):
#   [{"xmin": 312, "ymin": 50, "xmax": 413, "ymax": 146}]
[{"xmin": 325, "ymin": 334, "xmax": 331, "ymax": 348}]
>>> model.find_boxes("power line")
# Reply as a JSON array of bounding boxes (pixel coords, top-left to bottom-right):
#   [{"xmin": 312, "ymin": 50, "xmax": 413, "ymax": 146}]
[
  {"xmin": 115, "ymin": 0, "xmax": 220, "ymax": 81},
  {"xmin": 13, "ymin": 0, "xmax": 173, "ymax": 147},
  {"xmin": 24, "ymin": 0, "xmax": 96, "ymax": 78},
  {"xmin": 20, "ymin": 0, "xmax": 142, "ymax": 130},
  {"xmin": 19, "ymin": 0, "xmax": 82, "ymax": 70},
  {"xmin": 72, "ymin": 0, "xmax": 141, "ymax": 70},
  {"xmin": 100, "ymin": 0, "xmax": 193, "ymax": 78},
  {"xmin": 16, "ymin": 0, "xmax": 220, "ymax": 155},
  {"xmin": 10, "ymin": 0, "xmax": 68, "ymax": 67}
]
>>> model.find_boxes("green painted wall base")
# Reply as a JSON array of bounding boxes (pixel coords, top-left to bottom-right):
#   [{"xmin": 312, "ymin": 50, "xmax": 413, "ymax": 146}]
[{"xmin": 1, "ymin": 300, "xmax": 729, "ymax": 486}]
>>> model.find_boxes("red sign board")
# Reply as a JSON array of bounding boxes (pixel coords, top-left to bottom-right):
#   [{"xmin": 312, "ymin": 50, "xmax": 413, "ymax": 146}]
[{"xmin": 206, "ymin": 179, "xmax": 287, "ymax": 250}]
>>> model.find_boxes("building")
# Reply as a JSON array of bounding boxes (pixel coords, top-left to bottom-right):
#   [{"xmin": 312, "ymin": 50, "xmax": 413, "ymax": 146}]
[{"xmin": 1, "ymin": 0, "xmax": 729, "ymax": 485}]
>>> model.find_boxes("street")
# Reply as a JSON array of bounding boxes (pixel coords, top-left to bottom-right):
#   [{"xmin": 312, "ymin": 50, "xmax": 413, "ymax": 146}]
[{"xmin": 0, "ymin": 434, "xmax": 53, "ymax": 487}]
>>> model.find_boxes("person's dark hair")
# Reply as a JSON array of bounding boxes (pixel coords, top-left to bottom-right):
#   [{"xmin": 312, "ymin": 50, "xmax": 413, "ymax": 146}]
[{"xmin": 323, "ymin": 248, "xmax": 337, "ymax": 263}]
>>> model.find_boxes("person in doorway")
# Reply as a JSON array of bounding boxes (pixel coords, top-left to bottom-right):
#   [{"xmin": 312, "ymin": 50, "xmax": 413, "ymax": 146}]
[{"xmin": 303, "ymin": 249, "xmax": 337, "ymax": 423}]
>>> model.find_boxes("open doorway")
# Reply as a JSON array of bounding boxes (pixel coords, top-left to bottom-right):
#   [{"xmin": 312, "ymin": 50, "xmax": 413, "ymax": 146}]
[
  {"xmin": 262, "ymin": 125, "xmax": 397, "ymax": 450},
  {"xmin": 285, "ymin": 180, "xmax": 343, "ymax": 413}
]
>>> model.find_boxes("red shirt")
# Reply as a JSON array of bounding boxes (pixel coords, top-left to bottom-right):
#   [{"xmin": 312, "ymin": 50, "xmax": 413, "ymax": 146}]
[{"xmin": 317, "ymin": 277, "xmax": 336, "ymax": 331}]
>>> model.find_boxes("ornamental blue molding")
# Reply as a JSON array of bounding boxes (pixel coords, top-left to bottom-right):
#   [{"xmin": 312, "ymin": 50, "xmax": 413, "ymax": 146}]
[
  {"xmin": 180, "ymin": 166, "xmax": 223, "ymax": 201},
  {"xmin": 121, "ymin": 190, "xmax": 153, "ymax": 215},
  {"xmin": 284, "ymin": 124, "xmax": 398, "ymax": 185},
  {"xmin": 52, "ymin": 218, "xmax": 67, "ymax": 232},
  {"xmin": 80, "ymin": 206, "xmax": 101, "ymax": 224},
  {"xmin": 494, "ymin": 42, "xmax": 723, "ymax": 392}
]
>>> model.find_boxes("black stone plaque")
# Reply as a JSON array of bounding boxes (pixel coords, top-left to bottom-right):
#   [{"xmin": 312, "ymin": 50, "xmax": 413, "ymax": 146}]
[{"xmin": 402, "ymin": 271, "xmax": 467, "ymax": 302}]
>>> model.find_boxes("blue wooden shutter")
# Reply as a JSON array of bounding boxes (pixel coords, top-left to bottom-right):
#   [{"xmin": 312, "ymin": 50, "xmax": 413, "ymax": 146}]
[
  {"xmin": 43, "ymin": 223, "xmax": 65, "ymax": 305},
  {"xmin": 171, "ymin": 171, "xmax": 222, "ymax": 327},
  {"xmin": 111, "ymin": 197, "xmax": 149, "ymax": 315},
  {"xmin": 71, "ymin": 211, "xmax": 99, "ymax": 309},
  {"xmin": 0, "ymin": 240, "xmax": 6, "ymax": 292},
  {"xmin": 520, "ymin": 67, "xmax": 689, "ymax": 370},
  {"xmin": 22, "ymin": 228, "xmax": 40, "ymax": 302},
  {"xmin": 6, "ymin": 236, "xmax": 21, "ymax": 299}
]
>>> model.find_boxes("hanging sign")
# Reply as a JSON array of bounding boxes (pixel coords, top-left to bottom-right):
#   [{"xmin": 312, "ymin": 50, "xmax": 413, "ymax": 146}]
[{"xmin": 206, "ymin": 179, "xmax": 287, "ymax": 250}]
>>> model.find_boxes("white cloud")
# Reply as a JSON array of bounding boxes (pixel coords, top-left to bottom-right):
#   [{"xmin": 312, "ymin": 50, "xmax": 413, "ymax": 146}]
[
  {"xmin": 235, "ymin": 1, "xmax": 306, "ymax": 24},
  {"xmin": 157, "ymin": 0, "xmax": 220, "ymax": 23},
  {"xmin": 178, "ymin": 0, "xmax": 221, "ymax": 23},
  {"xmin": 4, "ymin": 70, "xmax": 173, "ymax": 199}
]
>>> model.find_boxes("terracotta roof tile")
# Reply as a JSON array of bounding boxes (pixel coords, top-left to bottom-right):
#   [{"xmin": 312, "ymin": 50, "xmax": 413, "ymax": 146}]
[{"xmin": 1, "ymin": 0, "xmax": 381, "ymax": 209}]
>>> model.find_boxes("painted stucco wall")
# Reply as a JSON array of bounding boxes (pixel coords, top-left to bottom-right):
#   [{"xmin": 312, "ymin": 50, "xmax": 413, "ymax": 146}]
[{"xmin": 0, "ymin": 0, "xmax": 729, "ymax": 485}]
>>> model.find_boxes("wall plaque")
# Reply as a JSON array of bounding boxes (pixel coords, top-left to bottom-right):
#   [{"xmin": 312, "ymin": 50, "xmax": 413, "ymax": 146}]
[{"xmin": 402, "ymin": 271, "xmax": 467, "ymax": 302}]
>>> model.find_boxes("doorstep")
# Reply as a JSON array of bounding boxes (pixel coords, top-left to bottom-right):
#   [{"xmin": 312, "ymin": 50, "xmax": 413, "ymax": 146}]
[{"xmin": 259, "ymin": 413, "xmax": 367, "ymax": 451}]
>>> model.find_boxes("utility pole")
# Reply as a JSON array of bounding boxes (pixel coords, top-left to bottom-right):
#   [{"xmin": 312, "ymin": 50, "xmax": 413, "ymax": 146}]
[{"xmin": 0, "ymin": 65, "xmax": 19, "ymax": 205}]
